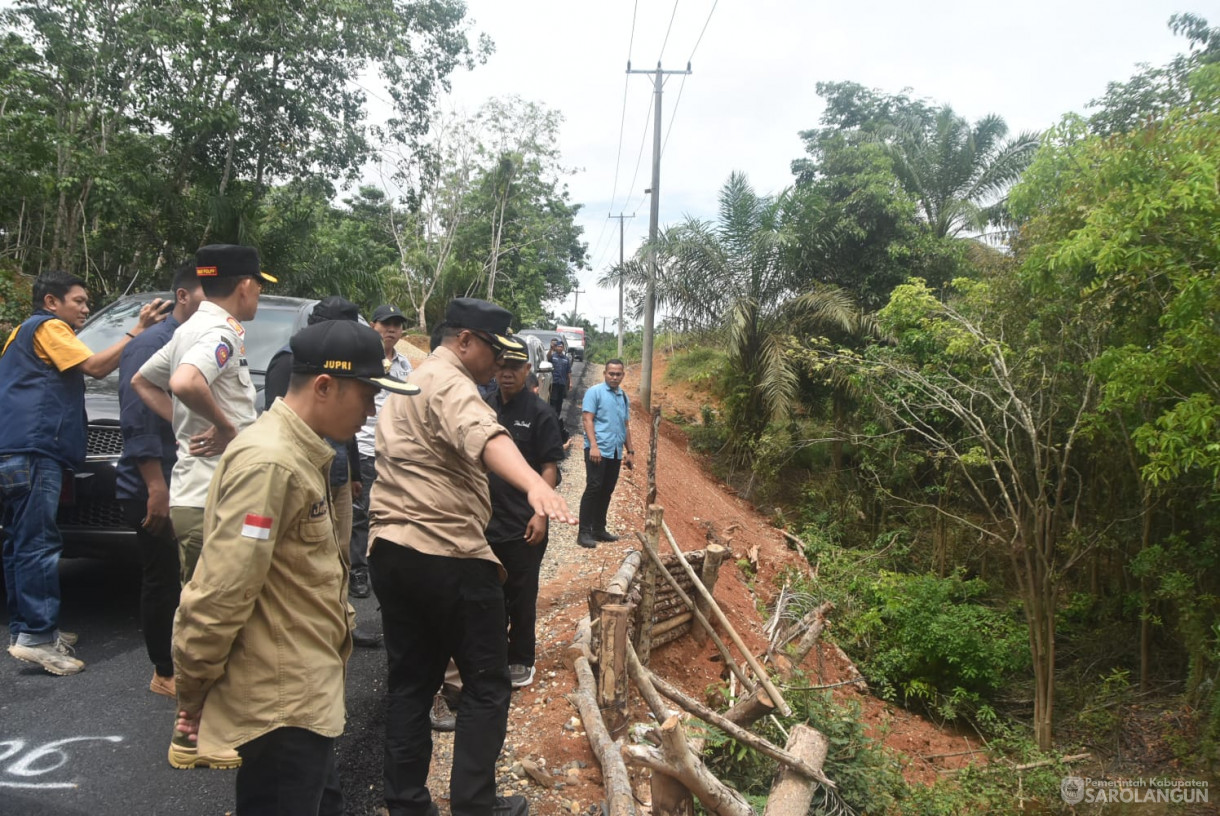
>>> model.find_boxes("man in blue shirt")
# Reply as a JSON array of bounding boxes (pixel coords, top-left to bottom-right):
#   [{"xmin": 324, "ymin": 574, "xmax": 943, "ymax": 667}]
[
  {"xmin": 577, "ymin": 359, "xmax": 634, "ymax": 549},
  {"xmin": 117, "ymin": 263, "xmax": 205, "ymax": 698}
]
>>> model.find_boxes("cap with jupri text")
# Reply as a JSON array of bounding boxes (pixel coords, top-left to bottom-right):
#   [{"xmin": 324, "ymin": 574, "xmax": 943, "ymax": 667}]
[
  {"xmin": 194, "ymin": 244, "xmax": 277, "ymax": 284},
  {"xmin": 290, "ymin": 321, "xmax": 419, "ymax": 395},
  {"xmin": 372, "ymin": 304, "xmax": 407, "ymax": 324},
  {"xmin": 443, "ymin": 297, "xmax": 523, "ymax": 351}
]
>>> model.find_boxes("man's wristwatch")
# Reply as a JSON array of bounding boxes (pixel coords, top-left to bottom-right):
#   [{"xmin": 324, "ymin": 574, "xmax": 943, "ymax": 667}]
[{"xmin": 627, "ymin": 449, "xmax": 635, "ymax": 455}]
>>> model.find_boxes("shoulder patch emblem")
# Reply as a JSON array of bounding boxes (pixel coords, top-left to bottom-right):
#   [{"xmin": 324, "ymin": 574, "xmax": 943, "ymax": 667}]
[
  {"xmin": 309, "ymin": 500, "xmax": 328, "ymax": 519},
  {"xmin": 215, "ymin": 339, "xmax": 233, "ymax": 368},
  {"xmin": 241, "ymin": 514, "xmax": 273, "ymax": 540},
  {"xmin": 226, "ymin": 316, "xmax": 246, "ymax": 337}
]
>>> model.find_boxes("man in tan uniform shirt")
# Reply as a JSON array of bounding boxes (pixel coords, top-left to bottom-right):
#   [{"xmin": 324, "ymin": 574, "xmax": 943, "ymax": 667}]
[
  {"xmin": 369, "ymin": 298, "xmax": 576, "ymax": 816},
  {"xmin": 172, "ymin": 319, "xmax": 416, "ymax": 812}
]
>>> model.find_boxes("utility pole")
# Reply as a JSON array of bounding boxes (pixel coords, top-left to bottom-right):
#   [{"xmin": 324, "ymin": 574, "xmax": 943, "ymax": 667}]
[
  {"xmin": 608, "ymin": 213, "xmax": 634, "ymax": 357},
  {"xmin": 627, "ymin": 60, "xmax": 691, "ymax": 412},
  {"xmin": 571, "ymin": 289, "xmax": 585, "ymax": 322}
]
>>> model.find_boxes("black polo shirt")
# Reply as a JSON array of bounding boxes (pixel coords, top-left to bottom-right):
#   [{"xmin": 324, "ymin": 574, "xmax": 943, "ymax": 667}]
[{"xmin": 484, "ymin": 387, "xmax": 565, "ymax": 544}]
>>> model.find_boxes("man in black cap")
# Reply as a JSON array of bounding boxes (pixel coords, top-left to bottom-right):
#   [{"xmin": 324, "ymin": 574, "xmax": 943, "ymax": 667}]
[
  {"xmin": 263, "ymin": 296, "xmax": 381, "ymax": 647},
  {"xmin": 132, "ymin": 244, "xmax": 276, "ymax": 588},
  {"xmin": 484, "ymin": 337, "xmax": 564, "ymax": 689},
  {"xmin": 172, "ymin": 320, "xmax": 416, "ymax": 814},
  {"xmin": 369, "ymin": 297, "xmax": 576, "ymax": 816},
  {"xmin": 350, "ymin": 303, "xmax": 413, "ymax": 600}
]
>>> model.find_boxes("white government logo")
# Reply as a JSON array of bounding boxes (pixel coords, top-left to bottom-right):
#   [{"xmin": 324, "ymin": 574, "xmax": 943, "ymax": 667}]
[{"xmin": 1061, "ymin": 776, "xmax": 1086, "ymax": 805}]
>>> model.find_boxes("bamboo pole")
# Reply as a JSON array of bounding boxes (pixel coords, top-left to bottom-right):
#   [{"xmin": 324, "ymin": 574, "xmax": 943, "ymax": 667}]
[
  {"xmin": 661, "ymin": 520, "xmax": 792, "ymax": 717},
  {"xmin": 647, "ymin": 404, "xmax": 661, "ymax": 505},
  {"xmin": 635, "ymin": 506, "xmax": 664, "ymax": 663}
]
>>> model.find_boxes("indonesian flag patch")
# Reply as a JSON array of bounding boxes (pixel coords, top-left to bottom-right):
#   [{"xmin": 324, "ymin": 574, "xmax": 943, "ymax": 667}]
[{"xmin": 241, "ymin": 514, "xmax": 273, "ymax": 540}]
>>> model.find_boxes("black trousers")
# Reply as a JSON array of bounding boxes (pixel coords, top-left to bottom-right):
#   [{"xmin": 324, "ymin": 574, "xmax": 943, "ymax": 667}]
[
  {"xmin": 370, "ymin": 541, "xmax": 510, "ymax": 816},
  {"xmin": 235, "ymin": 726, "xmax": 343, "ymax": 816},
  {"xmin": 120, "ymin": 500, "xmax": 179, "ymax": 677},
  {"xmin": 579, "ymin": 453, "xmax": 622, "ymax": 534},
  {"xmin": 549, "ymin": 383, "xmax": 568, "ymax": 417},
  {"xmin": 349, "ymin": 454, "xmax": 377, "ymax": 574},
  {"xmin": 489, "ymin": 536, "xmax": 547, "ymax": 667}
]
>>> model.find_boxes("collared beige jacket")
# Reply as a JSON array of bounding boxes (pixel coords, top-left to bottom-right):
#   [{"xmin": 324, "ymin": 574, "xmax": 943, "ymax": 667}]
[{"xmin": 173, "ymin": 399, "xmax": 355, "ymax": 754}]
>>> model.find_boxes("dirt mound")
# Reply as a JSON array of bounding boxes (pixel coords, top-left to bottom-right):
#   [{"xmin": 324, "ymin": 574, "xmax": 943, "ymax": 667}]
[{"xmin": 483, "ymin": 356, "xmax": 981, "ymax": 814}]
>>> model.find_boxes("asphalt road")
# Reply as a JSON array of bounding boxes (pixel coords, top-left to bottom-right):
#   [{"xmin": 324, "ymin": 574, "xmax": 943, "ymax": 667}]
[
  {"xmin": 0, "ymin": 556, "xmax": 388, "ymax": 816},
  {"xmin": 0, "ymin": 358, "xmax": 587, "ymax": 816}
]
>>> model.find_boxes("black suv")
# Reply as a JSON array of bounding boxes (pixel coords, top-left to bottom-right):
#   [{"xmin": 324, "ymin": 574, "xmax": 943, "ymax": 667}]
[{"xmin": 53, "ymin": 294, "xmax": 318, "ymax": 559}]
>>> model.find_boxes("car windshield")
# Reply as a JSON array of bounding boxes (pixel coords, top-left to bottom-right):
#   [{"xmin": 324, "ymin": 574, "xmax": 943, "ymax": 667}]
[{"xmin": 76, "ymin": 297, "xmax": 307, "ymax": 382}]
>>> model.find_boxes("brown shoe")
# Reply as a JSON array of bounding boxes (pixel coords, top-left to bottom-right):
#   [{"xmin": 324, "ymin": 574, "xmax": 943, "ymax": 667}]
[
  {"xmin": 9, "ymin": 641, "xmax": 84, "ymax": 676},
  {"xmin": 150, "ymin": 672, "xmax": 176, "ymax": 698},
  {"xmin": 167, "ymin": 739, "xmax": 242, "ymax": 770}
]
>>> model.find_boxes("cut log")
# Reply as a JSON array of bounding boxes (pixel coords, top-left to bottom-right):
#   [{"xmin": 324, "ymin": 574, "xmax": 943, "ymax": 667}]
[
  {"xmin": 640, "ymin": 658, "xmax": 835, "ymax": 789},
  {"xmin": 635, "ymin": 506, "xmax": 665, "ymax": 664},
  {"xmin": 661, "ymin": 520, "xmax": 792, "ymax": 717},
  {"xmin": 565, "ymin": 616, "xmax": 594, "ymax": 670},
  {"xmin": 607, "ymin": 550, "xmax": 644, "ymax": 596},
  {"xmin": 650, "ymin": 612, "xmax": 693, "ymax": 638},
  {"xmin": 693, "ymin": 544, "xmax": 727, "ymax": 645},
  {"xmin": 598, "ymin": 604, "xmax": 632, "ymax": 738},
  {"xmin": 571, "ymin": 655, "xmax": 638, "ymax": 816},
  {"xmin": 650, "ymin": 623, "xmax": 694, "ymax": 649},
  {"xmin": 762, "ymin": 725, "xmax": 830, "ymax": 816},
  {"xmin": 622, "ymin": 716, "xmax": 755, "ymax": 816},
  {"xmin": 589, "ymin": 588, "xmax": 626, "ymax": 624},
  {"xmin": 635, "ymin": 529, "xmax": 754, "ymax": 691}
]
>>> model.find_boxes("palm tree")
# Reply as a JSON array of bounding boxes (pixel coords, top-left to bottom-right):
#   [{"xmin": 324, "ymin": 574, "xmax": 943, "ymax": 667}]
[
  {"xmin": 883, "ymin": 106, "xmax": 1038, "ymax": 239},
  {"xmin": 654, "ymin": 174, "xmax": 872, "ymax": 459}
]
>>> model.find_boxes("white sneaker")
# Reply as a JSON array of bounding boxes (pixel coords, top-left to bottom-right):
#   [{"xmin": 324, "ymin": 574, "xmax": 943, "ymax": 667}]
[
  {"xmin": 508, "ymin": 664, "xmax": 535, "ymax": 689},
  {"xmin": 9, "ymin": 641, "xmax": 85, "ymax": 676}
]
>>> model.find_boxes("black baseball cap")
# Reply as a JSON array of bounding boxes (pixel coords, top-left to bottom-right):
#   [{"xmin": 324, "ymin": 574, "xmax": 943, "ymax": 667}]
[
  {"xmin": 372, "ymin": 304, "xmax": 407, "ymax": 324},
  {"xmin": 444, "ymin": 298, "xmax": 523, "ymax": 351},
  {"xmin": 195, "ymin": 244, "xmax": 277, "ymax": 284},
  {"xmin": 309, "ymin": 296, "xmax": 359, "ymax": 324},
  {"xmin": 290, "ymin": 321, "xmax": 419, "ymax": 395}
]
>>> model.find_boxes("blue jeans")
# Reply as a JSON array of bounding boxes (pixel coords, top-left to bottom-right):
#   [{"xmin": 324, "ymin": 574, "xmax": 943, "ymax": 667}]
[{"xmin": 0, "ymin": 453, "xmax": 66, "ymax": 647}]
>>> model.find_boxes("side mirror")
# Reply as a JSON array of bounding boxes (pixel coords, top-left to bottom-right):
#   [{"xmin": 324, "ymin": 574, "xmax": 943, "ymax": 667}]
[{"xmin": 537, "ymin": 361, "xmax": 553, "ymax": 373}]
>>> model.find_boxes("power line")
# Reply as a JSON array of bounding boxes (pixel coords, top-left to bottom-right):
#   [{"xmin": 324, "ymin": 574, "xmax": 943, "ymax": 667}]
[
  {"xmin": 662, "ymin": 0, "xmax": 718, "ymax": 158},
  {"xmin": 687, "ymin": 0, "xmax": 718, "ymax": 63},
  {"xmin": 659, "ymin": 0, "xmax": 680, "ymax": 61}
]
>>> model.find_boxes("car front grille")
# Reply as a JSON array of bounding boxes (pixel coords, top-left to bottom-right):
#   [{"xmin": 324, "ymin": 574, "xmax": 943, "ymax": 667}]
[
  {"xmin": 57, "ymin": 499, "xmax": 127, "ymax": 529},
  {"xmin": 87, "ymin": 424, "xmax": 124, "ymax": 459}
]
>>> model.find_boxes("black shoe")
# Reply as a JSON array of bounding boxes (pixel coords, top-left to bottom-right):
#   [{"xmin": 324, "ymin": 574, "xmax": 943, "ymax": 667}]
[
  {"xmin": 349, "ymin": 569, "xmax": 371, "ymax": 599},
  {"xmin": 577, "ymin": 531, "xmax": 599, "ymax": 549},
  {"xmin": 593, "ymin": 530, "xmax": 620, "ymax": 542},
  {"xmin": 493, "ymin": 795, "xmax": 529, "ymax": 816},
  {"xmin": 352, "ymin": 626, "xmax": 382, "ymax": 648}
]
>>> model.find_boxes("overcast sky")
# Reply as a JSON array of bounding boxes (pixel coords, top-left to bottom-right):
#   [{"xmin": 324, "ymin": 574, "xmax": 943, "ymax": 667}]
[{"xmin": 426, "ymin": 0, "xmax": 1196, "ymax": 329}]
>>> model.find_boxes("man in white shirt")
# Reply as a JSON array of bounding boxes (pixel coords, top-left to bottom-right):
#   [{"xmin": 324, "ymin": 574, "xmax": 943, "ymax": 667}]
[{"xmin": 348, "ymin": 304, "xmax": 413, "ymax": 600}]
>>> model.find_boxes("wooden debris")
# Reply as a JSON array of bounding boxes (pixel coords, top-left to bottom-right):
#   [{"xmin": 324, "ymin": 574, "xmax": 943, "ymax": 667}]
[
  {"xmin": 570, "ymin": 655, "xmax": 637, "ymax": 816},
  {"xmin": 661, "ymin": 519, "xmax": 792, "ymax": 717},
  {"xmin": 622, "ymin": 716, "xmax": 755, "ymax": 816},
  {"xmin": 762, "ymin": 726, "xmax": 830, "ymax": 816},
  {"xmin": 598, "ymin": 604, "xmax": 632, "ymax": 738},
  {"xmin": 520, "ymin": 758, "xmax": 553, "ymax": 789},
  {"xmin": 692, "ymin": 544, "xmax": 727, "ymax": 645}
]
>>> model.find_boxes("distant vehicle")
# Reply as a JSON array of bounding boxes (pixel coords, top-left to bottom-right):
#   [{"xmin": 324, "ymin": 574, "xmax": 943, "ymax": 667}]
[
  {"xmin": 34, "ymin": 293, "xmax": 319, "ymax": 560},
  {"xmin": 555, "ymin": 325, "xmax": 585, "ymax": 361},
  {"xmin": 518, "ymin": 334, "xmax": 553, "ymax": 404}
]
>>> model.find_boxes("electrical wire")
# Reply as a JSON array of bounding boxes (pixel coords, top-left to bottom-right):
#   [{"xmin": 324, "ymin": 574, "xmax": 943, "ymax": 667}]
[{"xmin": 659, "ymin": 0, "xmax": 680, "ymax": 62}]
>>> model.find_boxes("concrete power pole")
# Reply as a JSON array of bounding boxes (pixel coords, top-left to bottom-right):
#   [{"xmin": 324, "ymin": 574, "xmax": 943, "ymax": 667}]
[
  {"xmin": 628, "ymin": 60, "xmax": 691, "ymax": 412},
  {"xmin": 608, "ymin": 213, "xmax": 634, "ymax": 357},
  {"xmin": 571, "ymin": 289, "xmax": 585, "ymax": 322}
]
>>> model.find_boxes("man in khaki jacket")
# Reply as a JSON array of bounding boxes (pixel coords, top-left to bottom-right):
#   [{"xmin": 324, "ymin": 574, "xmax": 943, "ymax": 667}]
[{"xmin": 171, "ymin": 320, "xmax": 416, "ymax": 812}]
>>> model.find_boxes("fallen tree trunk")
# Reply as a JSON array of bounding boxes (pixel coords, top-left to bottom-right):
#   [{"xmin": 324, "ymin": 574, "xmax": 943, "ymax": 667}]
[
  {"xmin": 762, "ymin": 725, "xmax": 829, "ymax": 816},
  {"xmin": 571, "ymin": 655, "xmax": 637, "ymax": 816},
  {"xmin": 622, "ymin": 716, "xmax": 755, "ymax": 816}
]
